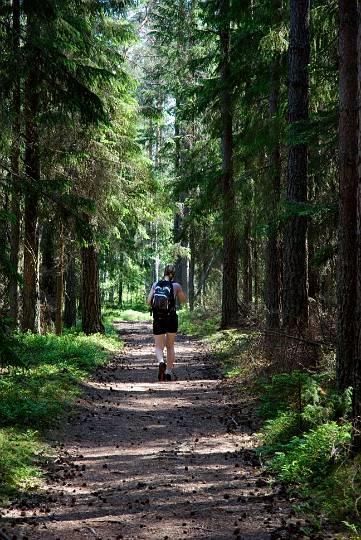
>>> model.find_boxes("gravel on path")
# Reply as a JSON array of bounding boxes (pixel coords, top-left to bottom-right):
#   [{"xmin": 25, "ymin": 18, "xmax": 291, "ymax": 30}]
[{"xmin": 1, "ymin": 321, "xmax": 340, "ymax": 540}]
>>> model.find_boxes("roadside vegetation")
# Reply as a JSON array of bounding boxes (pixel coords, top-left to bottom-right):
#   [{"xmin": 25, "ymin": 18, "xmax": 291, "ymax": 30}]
[
  {"xmin": 0, "ymin": 324, "xmax": 122, "ymax": 503},
  {"xmin": 1, "ymin": 306, "xmax": 360, "ymax": 534},
  {"xmin": 175, "ymin": 308, "xmax": 361, "ymax": 535},
  {"xmin": 1, "ymin": 0, "xmax": 361, "ymax": 536},
  {"xmin": 103, "ymin": 306, "xmax": 152, "ymax": 324}
]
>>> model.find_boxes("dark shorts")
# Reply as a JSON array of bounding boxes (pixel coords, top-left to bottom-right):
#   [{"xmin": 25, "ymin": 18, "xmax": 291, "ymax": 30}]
[{"xmin": 153, "ymin": 314, "xmax": 178, "ymax": 335}]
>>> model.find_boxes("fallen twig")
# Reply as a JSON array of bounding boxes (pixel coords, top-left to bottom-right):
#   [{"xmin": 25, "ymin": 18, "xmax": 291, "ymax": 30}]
[
  {"xmin": 263, "ymin": 329, "xmax": 334, "ymax": 349},
  {"xmin": 92, "ymin": 519, "xmax": 123, "ymax": 524},
  {"xmin": 228, "ymin": 416, "xmax": 239, "ymax": 428},
  {"xmin": 82, "ymin": 525, "xmax": 98, "ymax": 537}
]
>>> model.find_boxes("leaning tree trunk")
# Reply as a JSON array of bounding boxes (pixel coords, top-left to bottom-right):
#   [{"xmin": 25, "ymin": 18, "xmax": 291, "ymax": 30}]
[
  {"xmin": 220, "ymin": 0, "xmax": 239, "ymax": 329},
  {"xmin": 265, "ymin": 58, "xmax": 282, "ymax": 330},
  {"xmin": 8, "ymin": 0, "xmax": 21, "ymax": 328},
  {"xmin": 63, "ymin": 254, "xmax": 77, "ymax": 328},
  {"xmin": 81, "ymin": 227, "xmax": 104, "ymax": 335},
  {"xmin": 22, "ymin": 16, "xmax": 41, "ymax": 333},
  {"xmin": 283, "ymin": 0, "xmax": 310, "ymax": 331},
  {"xmin": 353, "ymin": 0, "xmax": 361, "ymax": 452},
  {"xmin": 336, "ymin": 0, "xmax": 358, "ymax": 391}
]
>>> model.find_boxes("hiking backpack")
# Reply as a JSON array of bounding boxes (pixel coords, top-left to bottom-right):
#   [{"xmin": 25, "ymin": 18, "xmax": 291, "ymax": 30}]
[{"xmin": 152, "ymin": 280, "xmax": 175, "ymax": 317}]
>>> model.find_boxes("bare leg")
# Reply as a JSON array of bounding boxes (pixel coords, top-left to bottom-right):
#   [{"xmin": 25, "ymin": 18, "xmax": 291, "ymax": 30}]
[
  {"xmin": 154, "ymin": 334, "xmax": 166, "ymax": 363},
  {"xmin": 165, "ymin": 332, "xmax": 176, "ymax": 369}
]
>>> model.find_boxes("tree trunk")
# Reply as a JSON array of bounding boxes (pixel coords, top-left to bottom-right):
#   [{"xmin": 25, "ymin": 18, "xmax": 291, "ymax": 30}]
[
  {"xmin": 253, "ymin": 239, "xmax": 259, "ymax": 306},
  {"xmin": 219, "ymin": 0, "xmax": 239, "ymax": 329},
  {"xmin": 181, "ymin": 254, "xmax": 188, "ymax": 296},
  {"xmin": 153, "ymin": 221, "xmax": 160, "ymax": 282},
  {"xmin": 174, "ymin": 109, "xmax": 189, "ymax": 299},
  {"xmin": 55, "ymin": 222, "xmax": 64, "ymax": 336},
  {"xmin": 175, "ymin": 243, "xmax": 188, "ymax": 299},
  {"xmin": 0, "ymin": 192, "xmax": 9, "ymax": 310},
  {"xmin": 22, "ymin": 10, "xmax": 41, "ymax": 333},
  {"xmin": 78, "ymin": 270, "xmax": 83, "ymax": 316},
  {"xmin": 81, "ymin": 228, "xmax": 104, "ymax": 335},
  {"xmin": 41, "ymin": 222, "xmax": 56, "ymax": 319},
  {"xmin": 308, "ymin": 231, "xmax": 319, "ymax": 299},
  {"xmin": 202, "ymin": 256, "xmax": 207, "ymax": 307},
  {"xmin": 148, "ymin": 118, "xmax": 153, "ymax": 161},
  {"xmin": 63, "ymin": 254, "xmax": 77, "ymax": 328},
  {"xmin": 150, "ymin": 224, "xmax": 157, "ymax": 285},
  {"xmin": 174, "ymin": 206, "xmax": 189, "ymax": 296},
  {"xmin": 336, "ymin": 0, "xmax": 358, "ymax": 391},
  {"xmin": 195, "ymin": 251, "xmax": 217, "ymax": 303},
  {"xmin": 352, "ymin": 0, "xmax": 361, "ymax": 452},
  {"xmin": 265, "ymin": 59, "xmax": 282, "ymax": 330},
  {"xmin": 189, "ymin": 226, "xmax": 195, "ymax": 311},
  {"xmin": 283, "ymin": 0, "xmax": 310, "ymax": 331},
  {"xmin": 8, "ymin": 0, "xmax": 21, "ymax": 328},
  {"xmin": 173, "ymin": 113, "xmax": 181, "ymax": 270},
  {"xmin": 265, "ymin": 236, "xmax": 282, "ymax": 329},
  {"xmin": 242, "ymin": 212, "xmax": 252, "ymax": 305},
  {"xmin": 155, "ymin": 93, "xmax": 163, "ymax": 168},
  {"xmin": 109, "ymin": 287, "xmax": 114, "ymax": 304},
  {"xmin": 22, "ymin": 151, "xmax": 40, "ymax": 333},
  {"xmin": 118, "ymin": 279, "xmax": 123, "ymax": 308}
]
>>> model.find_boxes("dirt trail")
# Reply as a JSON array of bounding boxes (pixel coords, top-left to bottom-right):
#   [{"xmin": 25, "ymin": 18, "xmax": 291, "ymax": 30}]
[{"xmin": 2, "ymin": 322, "xmax": 331, "ymax": 540}]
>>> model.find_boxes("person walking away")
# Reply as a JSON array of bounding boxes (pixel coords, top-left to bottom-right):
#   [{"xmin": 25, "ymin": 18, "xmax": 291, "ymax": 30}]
[{"xmin": 147, "ymin": 264, "xmax": 187, "ymax": 381}]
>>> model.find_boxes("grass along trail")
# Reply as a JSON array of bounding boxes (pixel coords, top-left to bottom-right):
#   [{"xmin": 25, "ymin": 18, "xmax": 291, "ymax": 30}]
[{"xmin": 2, "ymin": 321, "xmax": 333, "ymax": 540}]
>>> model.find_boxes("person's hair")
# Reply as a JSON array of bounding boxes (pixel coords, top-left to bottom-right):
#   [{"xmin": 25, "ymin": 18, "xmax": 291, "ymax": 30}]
[{"xmin": 164, "ymin": 264, "xmax": 175, "ymax": 279}]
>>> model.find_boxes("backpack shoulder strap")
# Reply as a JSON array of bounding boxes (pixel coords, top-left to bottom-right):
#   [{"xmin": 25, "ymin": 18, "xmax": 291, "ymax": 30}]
[{"xmin": 169, "ymin": 279, "xmax": 176, "ymax": 308}]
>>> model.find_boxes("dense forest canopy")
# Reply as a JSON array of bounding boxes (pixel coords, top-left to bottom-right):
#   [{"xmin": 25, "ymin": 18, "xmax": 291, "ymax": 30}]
[{"xmin": 1, "ymin": 0, "xmax": 361, "ymax": 530}]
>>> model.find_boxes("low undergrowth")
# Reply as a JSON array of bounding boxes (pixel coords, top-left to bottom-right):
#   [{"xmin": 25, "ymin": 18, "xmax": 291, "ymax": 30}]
[
  {"xmin": 178, "ymin": 307, "xmax": 220, "ymax": 337},
  {"xmin": 103, "ymin": 307, "xmax": 152, "ymax": 323},
  {"xmin": 194, "ymin": 321, "xmax": 361, "ymax": 535},
  {"xmin": 0, "ymin": 326, "xmax": 122, "ymax": 502},
  {"xmin": 106, "ymin": 305, "xmax": 221, "ymax": 334},
  {"xmin": 257, "ymin": 370, "xmax": 360, "ymax": 533},
  {"xmin": 0, "ymin": 429, "xmax": 43, "ymax": 499},
  {"xmin": 177, "ymin": 309, "xmax": 271, "ymax": 380}
]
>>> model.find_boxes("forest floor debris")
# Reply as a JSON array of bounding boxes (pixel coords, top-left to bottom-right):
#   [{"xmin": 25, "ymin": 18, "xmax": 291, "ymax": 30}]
[{"xmin": 1, "ymin": 321, "xmax": 346, "ymax": 539}]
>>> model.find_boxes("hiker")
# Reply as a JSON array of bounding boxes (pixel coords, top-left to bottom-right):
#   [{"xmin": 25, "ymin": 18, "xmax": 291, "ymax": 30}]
[{"xmin": 147, "ymin": 264, "xmax": 187, "ymax": 381}]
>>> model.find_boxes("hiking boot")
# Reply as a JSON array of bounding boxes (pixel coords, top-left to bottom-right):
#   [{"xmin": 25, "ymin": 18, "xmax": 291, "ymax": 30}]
[
  {"xmin": 158, "ymin": 361, "xmax": 166, "ymax": 381},
  {"xmin": 165, "ymin": 369, "xmax": 177, "ymax": 382}
]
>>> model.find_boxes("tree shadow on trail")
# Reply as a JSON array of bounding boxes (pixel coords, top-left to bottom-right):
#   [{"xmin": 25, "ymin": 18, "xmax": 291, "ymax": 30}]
[
  {"xmin": 6, "ymin": 443, "xmax": 278, "ymax": 540},
  {"xmin": 4, "ymin": 321, "xmax": 288, "ymax": 540}
]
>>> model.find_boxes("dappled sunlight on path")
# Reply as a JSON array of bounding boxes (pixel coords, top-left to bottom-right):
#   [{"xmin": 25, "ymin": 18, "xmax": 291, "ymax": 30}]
[{"xmin": 5, "ymin": 321, "xmax": 297, "ymax": 540}]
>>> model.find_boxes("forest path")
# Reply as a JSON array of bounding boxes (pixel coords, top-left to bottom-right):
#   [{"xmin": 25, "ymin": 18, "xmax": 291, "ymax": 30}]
[{"xmin": 5, "ymin": 321, "xmax": 321, "ymax": 540}]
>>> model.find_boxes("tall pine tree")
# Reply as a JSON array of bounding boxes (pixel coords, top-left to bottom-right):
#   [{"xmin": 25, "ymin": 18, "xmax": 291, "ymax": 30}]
[{"xmin": 283, "ymin": 0, "xmax": 310, "ymax": 331}]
